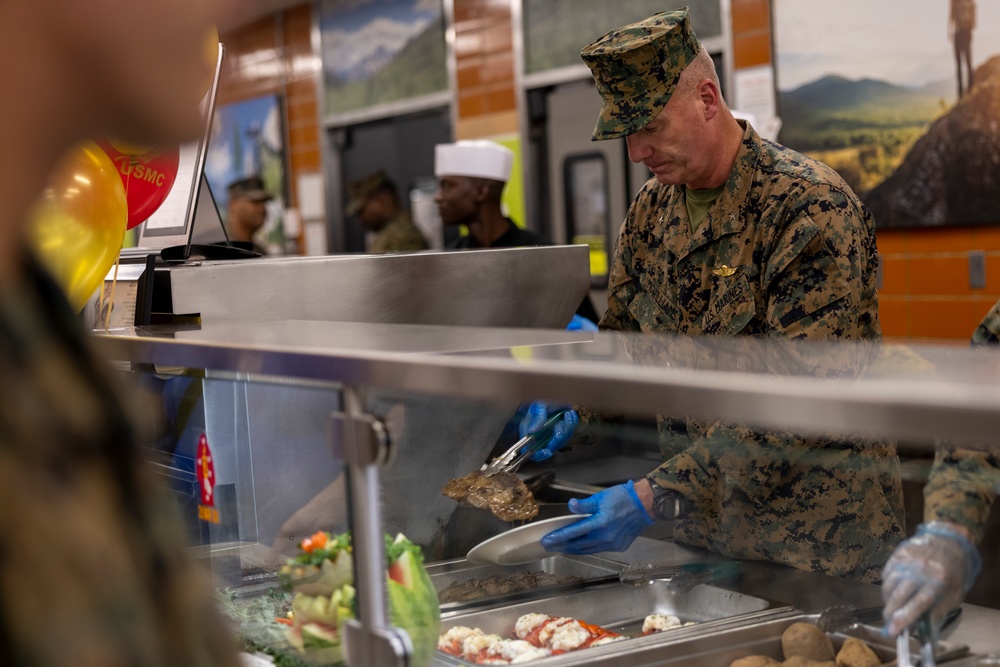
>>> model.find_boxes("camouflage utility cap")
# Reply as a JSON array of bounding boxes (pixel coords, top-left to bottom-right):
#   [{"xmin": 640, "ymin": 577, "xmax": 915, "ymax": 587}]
[
  {"xmin": 346, "ymin": 169, "xmax": 395, "ymax": 216},
  {"xmin": 581, "ymin": 8, "xmax": 701, "ymax": 141}
]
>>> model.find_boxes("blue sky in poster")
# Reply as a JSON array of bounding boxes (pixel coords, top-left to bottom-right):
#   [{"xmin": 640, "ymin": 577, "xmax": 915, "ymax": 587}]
[
  {"xmin": 320, "ymin": 0, "xmax": 441, "ymax": 82},
  {"xmin": 205, "ymin": 95, "xmax": 283, "ymax": 213},
  {"xmin": 776, "ymin": 0, "xmax": 1000, "ymax": 91}
]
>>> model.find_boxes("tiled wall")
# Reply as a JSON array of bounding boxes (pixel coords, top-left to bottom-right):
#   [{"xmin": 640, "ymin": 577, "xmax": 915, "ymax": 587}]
[
  {"xmin": 219, "ymin": 5, "xmax": 322, "ymax": 250},
  {"xmin": 731, "ymin": 0, "xmax": 772, "ymax": 69},
  {"xmin": 233, "ymin": 1, "xmax": 993, "ymax": 341},
  {"xmin": 877, "ymin": 228, "xmax": 1000, "ymax": 341},
  {"xmin": 452, "ymin": 0, "xmax": 519, "ymax": 139}
]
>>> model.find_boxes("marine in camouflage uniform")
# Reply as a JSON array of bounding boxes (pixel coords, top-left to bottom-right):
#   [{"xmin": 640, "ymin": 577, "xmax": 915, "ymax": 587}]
[
  {"xmin": 918, "ymin": 299, "xmax": 1000, "ymax": 545},
  {"xmin": 971, "ymin": 298, "xmax": 1000, "ymax": 345},
  {"xmin": 0, "ymin": 254, "xmax": 239, "ymax": 667},
  {"xmin": 581, "ymin": 9, "xmax": 905, "ymax": 582},
  {"xmin": 370, "ymin": 213, "xmax": 429, "ymax": 254},
  {"xmin": 346, "ymin": 169, "xmax": 429, "ymax": 253}
]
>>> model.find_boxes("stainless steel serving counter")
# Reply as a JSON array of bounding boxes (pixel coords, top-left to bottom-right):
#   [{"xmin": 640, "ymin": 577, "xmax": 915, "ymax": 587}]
[
  {"xmin": 96, "ymin": 321, "xmax": 1000, "ymax": 665},
  {"xmin": 603, "ymin": 537, "xmax": 1000, "ymax": 657}
]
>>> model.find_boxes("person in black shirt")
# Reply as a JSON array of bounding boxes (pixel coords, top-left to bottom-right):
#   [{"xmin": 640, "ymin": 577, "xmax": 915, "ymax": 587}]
[
  {"xmin": 435, "ymin": 140, "xmax": 527, "ymax": 248},
  {"xmin": 434, "ymin": 140, "xmax": 599, "ymax": 324}
]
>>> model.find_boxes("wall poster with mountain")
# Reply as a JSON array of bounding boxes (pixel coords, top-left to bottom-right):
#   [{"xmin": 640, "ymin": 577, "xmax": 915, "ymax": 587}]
[
  {"xmin": 522, "ymin": 0, "xmax": 722, "ymax": 74},
  {"xmin": 774, "ymin": 0, "xmax": 1000, "ymax": 228},
  {"xmin": 320, "ymin": 0, "xmax": 447, "ymax": 118}
]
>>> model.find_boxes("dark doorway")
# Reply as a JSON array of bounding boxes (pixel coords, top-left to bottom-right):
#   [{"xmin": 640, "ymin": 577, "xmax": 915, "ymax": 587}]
[{"xmin": 335, "ymin": 109, "xmax": 451, "ymax": 252}]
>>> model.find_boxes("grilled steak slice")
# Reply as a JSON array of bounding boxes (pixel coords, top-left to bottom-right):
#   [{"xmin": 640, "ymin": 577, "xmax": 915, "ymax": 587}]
[{"xmin": 442, "ymin": 470, "xmax": 539, "ymax": 521}]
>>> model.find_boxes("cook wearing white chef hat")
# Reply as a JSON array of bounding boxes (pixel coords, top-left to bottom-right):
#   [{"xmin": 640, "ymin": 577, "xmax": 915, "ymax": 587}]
[
  {"xmin": 435, "ymin": 139, "xmax": 514, "ymax": 183},
  {"xmin": 435, "ymin": 140, "xmax": 542, "ymax": 249}
]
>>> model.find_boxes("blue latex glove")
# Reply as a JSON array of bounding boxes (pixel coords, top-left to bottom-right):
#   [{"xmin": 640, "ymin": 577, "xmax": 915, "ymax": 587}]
[
  {"xmin": 540, "ymin": 480, "xmax": 654, "ymax": 554},
  {"xmin": 882, "ymin": 521, "xmax": 981, "ymax": 637},
  {"xmin": 566, "ymin": 314, "xmax": 598, "ymax": 332},
  {"xmin": 518, "ymin": 402, "xmax": 578, "ymax": 461}
]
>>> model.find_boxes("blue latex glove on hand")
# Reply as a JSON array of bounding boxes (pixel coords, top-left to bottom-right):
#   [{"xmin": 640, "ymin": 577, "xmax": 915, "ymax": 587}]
[
  {"xmin": 882, "ymin": 521, "xmax": 981, "ymax": 637},
  {"xmin": 566, "ymin": 314, "xmax": 598, "ymax": 332},
  {"xmin": 518, "ymin": 402, "xmax": 578, "ymax": 461},
  {"xmin": 540, "ymin": 480, "xmax": 654, "ymax": 554}
]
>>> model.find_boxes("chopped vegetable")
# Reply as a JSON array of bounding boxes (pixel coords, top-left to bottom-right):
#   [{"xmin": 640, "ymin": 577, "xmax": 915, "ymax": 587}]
[
  {"xmin": 275, "ymin": 531, "xmax": 439, "ymax": 666},
  {"xmin": 300, "ymin": 530, "xmax": 328, "ymax": 554}
]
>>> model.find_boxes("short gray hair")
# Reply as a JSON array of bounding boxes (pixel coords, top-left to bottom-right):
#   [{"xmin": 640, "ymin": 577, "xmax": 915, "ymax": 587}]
[{"xmin": 677, "ymin": 46, "xmax": 724, "ymax": 105}]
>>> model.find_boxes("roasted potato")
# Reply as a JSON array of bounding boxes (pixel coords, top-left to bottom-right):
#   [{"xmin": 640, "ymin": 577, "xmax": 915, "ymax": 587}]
[
  {"xmin": 835, "ymin": 637, "xmax": 880, "ymax": 667},
  {"xmin": 783, "ymin": 657, "xmax": 836, "ymax": 667},
  {"xmin": 782, "ymin": 657, "xmax": 811, "ymax": 667},
  {"xmin": 730, "ymin": 656, "xmax": 781, "ymax": 667},
  {"xmin": 781, "ymin": 622, "xmax": 835, "ymax": 662}
]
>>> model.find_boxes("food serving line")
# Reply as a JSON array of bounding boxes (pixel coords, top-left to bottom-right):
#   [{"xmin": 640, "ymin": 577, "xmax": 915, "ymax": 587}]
[
  {"xmin": 429, "ymin": 525, "xmax": 993, "ymax": 666},
  {"xmin": 95, "ymin": 247, "xmax": 1000, "ymax": 666}
]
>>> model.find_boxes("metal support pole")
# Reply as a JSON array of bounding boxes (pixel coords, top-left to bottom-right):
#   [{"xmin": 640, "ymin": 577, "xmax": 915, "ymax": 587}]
[{"xmin": 332, "ymin": 385, "xmax": 411, "ymax": 667}]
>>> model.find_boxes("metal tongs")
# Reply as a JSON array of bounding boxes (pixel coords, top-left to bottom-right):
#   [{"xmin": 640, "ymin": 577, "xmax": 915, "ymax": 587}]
[
  {"xmin": 896, "ymin": 614, "xmax": 940, "ymax": 667},
  {"xmin": 618, "ymin": 561, "xmax": 740, "ymax": 594},
  {"xmin": 481, "ymin": 409, "xmax": 571, "ymax": 477},
  {"xmin": 818, "ymin": 607, "xmax": 962, "ymax": 667}
]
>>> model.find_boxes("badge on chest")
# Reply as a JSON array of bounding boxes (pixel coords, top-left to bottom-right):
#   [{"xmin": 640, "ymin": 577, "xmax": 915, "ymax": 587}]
[{"xmin": 702, "ymin": 269, "xmax": 756, "ymax": 335}]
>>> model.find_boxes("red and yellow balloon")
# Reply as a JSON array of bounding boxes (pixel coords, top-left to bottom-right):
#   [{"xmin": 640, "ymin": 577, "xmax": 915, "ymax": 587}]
[
  {"xmin": 202, "ymin": 26, "xmax": 221, "ymax": 97},
  {"xmin": 27, "ymin": 142, "xmax": 128, "ymax": 311},
  {"xmin": 99, "ymin": 141, "xmax": 179, "ymax": 230},
  {"xmin": 26, "ymin": 28, "xmax": 219, "ymax": 312}
]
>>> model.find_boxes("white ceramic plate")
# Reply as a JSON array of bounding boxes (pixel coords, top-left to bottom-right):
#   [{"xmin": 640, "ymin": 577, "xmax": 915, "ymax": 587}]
[{"xmin": 466, "ymin": 514, "xmax": 591, "ymax": 565}]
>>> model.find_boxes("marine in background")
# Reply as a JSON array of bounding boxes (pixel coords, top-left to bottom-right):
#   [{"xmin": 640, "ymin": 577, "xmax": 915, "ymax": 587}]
[
  {"xmin": 346, "ymin": 169, "xmax": 429, "ymax": 254},
  {"xmin": 226, "ymin": 175, "xmax": 271, "ymax": 254}
]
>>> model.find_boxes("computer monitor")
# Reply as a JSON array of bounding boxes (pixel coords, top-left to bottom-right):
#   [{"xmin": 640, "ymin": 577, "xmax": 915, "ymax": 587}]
[{"xmin": 132, "ymin": 43, "xmax": 225, "ymax": 252}]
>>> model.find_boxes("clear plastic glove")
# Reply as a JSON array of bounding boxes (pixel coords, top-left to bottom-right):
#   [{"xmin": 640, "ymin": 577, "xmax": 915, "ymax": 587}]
[
  {"xmin": 882, "ymin": 521, "xmax": 982, "ymax": 637},
  {"xmin": 566, "ymin": 314, "xmax": 599, "ymax": 332},
  {"xmin": 540, "ymin": 480, "xmax": 654, "ymax": 554},
  {"xmin": 518, "ymin": 402, "xmax": 578, "ymax": 461}
]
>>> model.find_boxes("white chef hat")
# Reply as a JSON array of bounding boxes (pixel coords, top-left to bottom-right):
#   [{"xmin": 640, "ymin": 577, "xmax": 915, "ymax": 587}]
[{"xmin": 434, "ymin": 140, "xmax": 513, "ymax": 182}]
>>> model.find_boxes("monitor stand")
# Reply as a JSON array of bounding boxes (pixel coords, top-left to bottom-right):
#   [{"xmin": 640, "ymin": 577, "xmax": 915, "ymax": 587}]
[
  {"xmin": 160, "ymin": 242, "xmax": 261, "ymax": 263},
  {"xmin": 160, "ymin": 176, "xmax": 262, "ymax": 263}
]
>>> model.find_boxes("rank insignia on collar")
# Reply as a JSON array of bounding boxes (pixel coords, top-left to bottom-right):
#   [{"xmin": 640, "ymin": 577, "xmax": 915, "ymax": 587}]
[{"xmin": 712, "ymin": 265, "xmax": 737, "ymax": 277}]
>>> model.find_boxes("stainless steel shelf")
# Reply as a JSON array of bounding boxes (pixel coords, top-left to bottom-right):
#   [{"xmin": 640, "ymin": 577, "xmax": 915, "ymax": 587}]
[{"xmin": 96, "ymin": 321, "xmax": 1000, "ymax": 449}]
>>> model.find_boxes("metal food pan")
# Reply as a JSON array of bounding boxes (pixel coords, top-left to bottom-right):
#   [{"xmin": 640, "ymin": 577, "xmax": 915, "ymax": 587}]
[
  {"xmin": 441, "ymin": 581, "xmax": 769, "ymax": 634},
  {"xmin": 613, "ymin": 613, "xmax": 970, "ymax": 667},
  {"xmin": 429, "ymin": 555, "xmax": 621, "ymax": 611},
  {"xmin": 935, "ymin": 656, "xmax": 1000, "ymax": 667}
]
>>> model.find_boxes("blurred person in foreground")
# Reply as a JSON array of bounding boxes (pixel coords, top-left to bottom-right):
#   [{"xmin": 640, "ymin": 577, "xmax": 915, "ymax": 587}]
[
  {"xmin": 346, "ymin": 169, "xmax": 429, "ymax": 253},
  {"xmin": 524, "ymin": 9, "xmax": 904, "ymax": 584},
  {"xmin": 226, "ymin": 174, "xmax": 271, "ymax": 254},
  {"xmin": 0, "ymin": 0, "xmax": 240, "ymax": 665},
  {"xmin": 880, "ymin": 302, "xmax": 1000, "ymax": 636}
]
